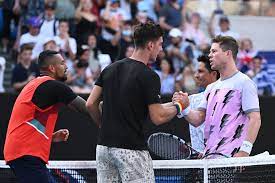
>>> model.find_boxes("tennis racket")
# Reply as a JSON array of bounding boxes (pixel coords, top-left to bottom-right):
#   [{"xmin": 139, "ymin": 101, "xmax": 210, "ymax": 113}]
[
  {"xmin": 147, "ymin": 132, "xmax": 199, "ymax": 160},
  {"xmin": 147, "ymin": 132, "xmax": 229, "ymax": 160}
]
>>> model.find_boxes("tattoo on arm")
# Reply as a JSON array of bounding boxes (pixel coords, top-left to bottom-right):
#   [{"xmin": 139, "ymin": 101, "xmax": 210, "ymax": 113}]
[{"xmin": 68, "ymin": 96, "xmax": 90, "ymax": 117}]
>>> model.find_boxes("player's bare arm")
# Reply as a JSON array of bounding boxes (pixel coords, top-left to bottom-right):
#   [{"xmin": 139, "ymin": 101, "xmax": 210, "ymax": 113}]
[
  {"xmin": 148, "ymin": 92, "xmax": 191, "ymax": 125},
  {"xmin": 245, "ymin": 111, "xmax": 261, "ymax": 144},
  {"xmin": 67, "ymin": 96, "xmax": 91, "ymax": 117},
  {"xmin": 184, "ymin": 110, "xmax": 206, "ymax": 127},
  {"xmin": 246, "ymin": 112, "xmax": 261, "ymax": 144},
  {"xmin": 86, "ymin": 85, "xmax": 102, "ymax": 128},
  {"xmin": 234, "ymin": 111, "xmax": 261, "ymax": 157},
  {"xmin": 148, "ymin": 103, "xmax": 178, "ymax": 125},
  {"xmin": 172, "ymin": 91, "xmax": 205, "ymax": 127}
]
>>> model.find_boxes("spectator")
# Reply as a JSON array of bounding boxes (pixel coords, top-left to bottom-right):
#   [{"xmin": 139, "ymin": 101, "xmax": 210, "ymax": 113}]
[
  {"xmin": 55, "ymin": 0, "xmax": 76, "ymax": 20},
  {"xmin": 176, "ymin": 65, "xmax": 198, "ymax": 94},
  {"xmin": 134, "ymin": 9, "xmax": 150, "ymax": 24},
  {"xmin": 69, "ymin": 61, "xmax": 94, "ymax": 94},
  {"xmin": 86, "ymin": 33, "xmax": 112, "ymax": 76},
  {"xmin": 155, "ymin": 58, "xmax": 175, "ymax": 95},
  {"xmin": 17, "ymin": 0, "xmax": 44, "ymax": 35},
  {"xmin": 42, "ymin": 38, "xmax": 60, "ymax": 52},
  {"xmin": 54, "ymin": 19, "xmax": 77, "ymax": 72},
  {"xmin": 19, "ymin": 0, "xmax": 45, "ymax": 20},
  {"xmin": 54, "ymin": 0, "xmax": 76, "ymax": 36},
  {"xmin": 159, "ymin": 0, "xmax": 186, "ymax": 45},
  {"xmin": 182, "ymin": 12, "xmax": 209, "ymax": 50},
  {"xmin": 208, "ymin": 13, "xmax": 240, "ymax": 40},
  {"xmin": 11, "ymin": 44, "xmax": 40, "ymax": 92},
  {"xmin": 100, "ymin": 0, "xmax": 129, "ymax": 33},
  {"xmin": 76, "ymin": 45, "xmax": 92, "ymax": 70},
  {"xmin": 69, "ymin": 45, "xmax": 94, "ymax": 92},
  {"xmin": 237, "ymin": 38, "xmax": 258, "ymax": 73},
  {"xmin": 119, "ymin": 0, "xmax": 132, "ymax": 22},
  {"xmin": 118, "ymin": 20, "xmax": 133, "ymax": 60},
  {"xmin": 39, "ymin": 2, "xmax": 59, "ymax": 38},
  {"xmin": 137, "ymin": 0, "xmax": 158, "ymax": 22},
  {"xmin": 86, "ymin": 34, "xmax": 102, "ymax": 80},
  {"xmin": 246, "ymin": 56, "xmax": 275, "ymax": 96},
  {"xmin": 0, "ymin": 57, "xmax": 6, "ymax": 93},
  {"xmin": 159, "ymin": 0, "xmax": 185, "ymax": 31},
  {"xmin": 1, "ymin": 0, "xmax": 20, "ymax": 53},
  {"xmin": 19, "ymin": 16, "xmax": 44, "ymax": 48},
  {"xmin": 97, "ymin": 53, "xmax": 112, "ymax": 72},
  {"xmin": 246, "ymin": 56, "xmax": 264, "ymax": 78},
  {"xmin": 75, "ymin": 0, "xmax": 99, "ymax": 46},
  {"xmin": 99, "ymin": 0, "xmax": 129, "ymax": 61},
  {"xmin": 166, "ymin": 28, "xmax": 190, "ymax": 75},
  {"xmin": 32, "ymin": 37, "xmax": 60, "ymax": 59}
]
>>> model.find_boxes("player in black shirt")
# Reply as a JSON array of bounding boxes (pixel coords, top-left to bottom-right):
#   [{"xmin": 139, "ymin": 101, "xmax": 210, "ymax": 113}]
[{"xmin": 87, "ymin": 22, "xmax": 189, "ymax": 182}]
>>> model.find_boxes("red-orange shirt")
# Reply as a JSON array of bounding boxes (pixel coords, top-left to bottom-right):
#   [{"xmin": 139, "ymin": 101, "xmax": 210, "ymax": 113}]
[{"xmin": 4, "ymin": 76, "xmax": 61, "ymax": 163}]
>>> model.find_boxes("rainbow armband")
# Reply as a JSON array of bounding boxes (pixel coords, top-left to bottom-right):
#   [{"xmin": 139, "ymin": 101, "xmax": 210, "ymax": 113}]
[{"xmin": 174, "ymin": 101, "xmax": 184, "ymax": 115}]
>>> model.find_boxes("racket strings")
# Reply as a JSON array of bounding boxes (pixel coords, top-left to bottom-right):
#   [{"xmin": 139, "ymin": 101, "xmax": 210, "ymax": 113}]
[{"xmin": 148, "ymin": 134, "xmax": 191, "ymax": 160}]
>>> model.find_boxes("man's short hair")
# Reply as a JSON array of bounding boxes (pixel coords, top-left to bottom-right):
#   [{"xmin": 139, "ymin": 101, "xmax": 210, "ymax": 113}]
[
  {"xmin": 45, "ymin": 2, "xmax": 56, "ymax": 10},
  {"xmin": 212, "ymin": 35, "xmax": 239, "ymax": 60},
  {"xmin": 59, "ymin": 18, "xmax": 69, "ymax": 25},
  {"xmin": 38, "ymin": 50, "xmax": 59, "ymax": 70},
  {"xmin": 133, "ymin": 21, "xmax": 164, "ymax": 48},
  {"xmin": 219, "ymin": 15, "xmax": 230, "ymax": 24},
  {"xmin": 253, "ymin": 55, "xmax": 263, "ymax": 61},
  {"xmin": 198, "ymin": 55, "xmax": 220, "ymax": 80},
  {"xmin": 20, "ymin": 44, "xmax": 33, "ymax": 53}
]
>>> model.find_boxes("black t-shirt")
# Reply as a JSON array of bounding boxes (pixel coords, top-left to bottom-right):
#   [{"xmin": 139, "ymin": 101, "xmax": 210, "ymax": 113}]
[
  {"xmin": 31, "ymin": 80, "xmax": 77, "ymax": 109},
  {"xmin": 11, "ymin": 62, "xmax": 40, "ymax": 84},
  {"xmin": 95, "ymin": 58, "xmax": 161, "ymax": 150}
]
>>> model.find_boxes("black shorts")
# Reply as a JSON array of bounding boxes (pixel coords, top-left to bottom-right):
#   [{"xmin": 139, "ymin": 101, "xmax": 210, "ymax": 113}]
[{"xmin": 8, "ymin": 155, "xmax": 50, "ymax": 183}]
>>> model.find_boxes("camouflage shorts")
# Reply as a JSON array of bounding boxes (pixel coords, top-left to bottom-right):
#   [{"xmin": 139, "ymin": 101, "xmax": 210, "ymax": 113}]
[{"xmin": 96, "ymin": 145, "xmax": 155, "ymax": 183}]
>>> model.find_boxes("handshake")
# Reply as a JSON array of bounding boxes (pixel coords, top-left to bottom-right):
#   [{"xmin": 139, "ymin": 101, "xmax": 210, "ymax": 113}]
[{"xmin": 172, "ymin": 91, "xmax": 190, "ymax": 116}]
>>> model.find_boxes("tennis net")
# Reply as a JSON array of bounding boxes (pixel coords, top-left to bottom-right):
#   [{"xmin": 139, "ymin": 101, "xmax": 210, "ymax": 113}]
[{"xmin": 1, "ymin": 153, "xmax": 275, "ymax": 183}]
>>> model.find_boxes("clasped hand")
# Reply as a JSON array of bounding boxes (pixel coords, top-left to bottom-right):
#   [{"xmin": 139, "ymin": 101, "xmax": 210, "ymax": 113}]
[{"xmin": 172, "ymin": 91, "xmax": 190, "ymax": 109}]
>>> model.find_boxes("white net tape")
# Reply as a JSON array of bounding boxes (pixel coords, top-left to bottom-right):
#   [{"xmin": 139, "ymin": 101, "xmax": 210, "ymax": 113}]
[
  {"xmin": 0, "ymin": 152, "xmax": 274, "ymax": 183},
  {"xmin": 0, "ymin": 153, "xmax": 273, "ymax": 169}
]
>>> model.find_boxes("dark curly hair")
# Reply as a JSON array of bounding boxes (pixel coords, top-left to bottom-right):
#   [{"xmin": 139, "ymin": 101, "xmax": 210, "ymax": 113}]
[{"xmin": 133, "ymin": 21, "xmax": 164, "ymax": 48}]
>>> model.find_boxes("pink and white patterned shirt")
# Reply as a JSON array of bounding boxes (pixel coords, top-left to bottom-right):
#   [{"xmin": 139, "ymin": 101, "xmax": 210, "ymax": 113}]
[{"xmin": 198, "ymin": 71, "xmax": 260, "ymax": 158}]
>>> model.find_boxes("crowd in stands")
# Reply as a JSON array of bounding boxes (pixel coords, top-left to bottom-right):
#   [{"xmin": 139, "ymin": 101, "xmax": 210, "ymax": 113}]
[{"xmin": 0, "ymin": 0, "xmax": 274, "ymax": 95}]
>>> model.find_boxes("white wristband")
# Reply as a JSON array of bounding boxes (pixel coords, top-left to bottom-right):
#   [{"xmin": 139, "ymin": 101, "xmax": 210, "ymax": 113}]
[
  {"xmin": 182, "ymin": 106, "xmax": 191, "ymax": 116},
  {"xmin": 239, "ymin": 140, "xmax": 253, "ymax": 155},
  {"xmin": 177, "ymin": 106, "xmax": 191, "ymax": 118}
]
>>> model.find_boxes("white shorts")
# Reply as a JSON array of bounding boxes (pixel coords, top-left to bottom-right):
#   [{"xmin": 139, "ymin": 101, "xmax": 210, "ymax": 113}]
[{"xmin": 96, "ymin": 145, "xmax": 155, "ymax": 183}]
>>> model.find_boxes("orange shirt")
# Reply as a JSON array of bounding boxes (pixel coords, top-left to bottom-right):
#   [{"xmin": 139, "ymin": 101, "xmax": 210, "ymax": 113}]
[{"xmin": 4, "ymin": 76, "xmax": 60, "ymax": 163}]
